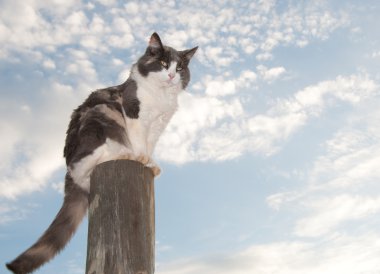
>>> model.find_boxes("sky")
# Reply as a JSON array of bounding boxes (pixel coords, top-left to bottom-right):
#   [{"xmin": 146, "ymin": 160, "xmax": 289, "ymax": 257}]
[{"xmin": 1, "ymin": 0, "xmax": 380, "ymax": 273}]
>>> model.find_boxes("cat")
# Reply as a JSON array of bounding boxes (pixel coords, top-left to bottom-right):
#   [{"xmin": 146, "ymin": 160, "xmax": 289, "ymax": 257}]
[{"xmin": 6, "ymin": 32, "xmax": 198, "ymax": 274}]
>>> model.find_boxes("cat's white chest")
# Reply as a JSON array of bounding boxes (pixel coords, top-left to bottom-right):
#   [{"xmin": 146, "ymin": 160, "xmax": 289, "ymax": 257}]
[
  {"xmin": 125, "ymin": 83, "xmax": 179, "ymax": 156},
  {"xmin": 139, "ymin": 86, "xmax": 178, "ymax": 122}
]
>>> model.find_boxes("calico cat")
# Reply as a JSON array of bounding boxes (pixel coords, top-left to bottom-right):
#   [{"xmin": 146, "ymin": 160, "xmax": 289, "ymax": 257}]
[{"xmin": 6, "ymin": 32, "xmax": 197, "ymax": 274}]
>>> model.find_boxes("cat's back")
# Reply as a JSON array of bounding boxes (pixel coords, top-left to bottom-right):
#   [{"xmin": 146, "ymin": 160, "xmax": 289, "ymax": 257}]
[
  {"xmin": 64, "ymin": 85, "xmax": 126, "ymax": 164},
  {"xmin": 69, "ymin": 85, "xmax": 125, "ymax": 129},
  {"xmin": 82, "ymin": 86, "xmax": 124, "ymax": 112}
]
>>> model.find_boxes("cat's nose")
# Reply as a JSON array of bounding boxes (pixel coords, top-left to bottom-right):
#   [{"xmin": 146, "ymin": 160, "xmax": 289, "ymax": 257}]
[{"xmin": 168, "ymin": 73, "xmax": 175, "ymax": 79}]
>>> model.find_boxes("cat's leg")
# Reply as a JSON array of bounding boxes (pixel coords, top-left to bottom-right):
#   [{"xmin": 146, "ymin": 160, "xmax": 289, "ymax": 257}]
[
  {"xmin": 145, "ymin": 137, "xmax": 161, "ymax": 176},
  {"xmin": 125, "ymin": 118, "xmax": 162, "ymax": 175},
  {"xmin": 69, "ymin": 139, "xmax": 136, "ymax": 191},
  {"xmin": 67, "ymin": 104, "xmax": 138, "ymax": 191},
  {"xmin": 144, "ymin": 120, "xmax": 170, "ymax": 176},
  {"xmin": 125, "ymin": 117, "xmax": 151, "ymax": 163}
]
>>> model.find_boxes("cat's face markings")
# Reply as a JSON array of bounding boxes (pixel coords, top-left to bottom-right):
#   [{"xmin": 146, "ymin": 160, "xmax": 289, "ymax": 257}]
[
  {"xmin": 161, "ymin": 60, "xmax": 181, "ymax": 86},
  {"xmin": 137, "ymin": 33, "xmax": 198, "ymax": 89}
]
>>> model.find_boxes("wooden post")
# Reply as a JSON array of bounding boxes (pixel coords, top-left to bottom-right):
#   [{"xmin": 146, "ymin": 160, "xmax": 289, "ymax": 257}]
[{"xmin": 86, "ymin": 160, "xmax": 155, "ymax": 274}]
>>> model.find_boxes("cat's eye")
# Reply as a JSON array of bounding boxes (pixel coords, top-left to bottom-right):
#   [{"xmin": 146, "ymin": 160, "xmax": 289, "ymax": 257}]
[
  {"xmin": 160, "ymin": 60, "xmax": 168, "ymax": 68},
  {"xmin": 176, "ymin": 66, "xmax": 183, "ymax": 71}
]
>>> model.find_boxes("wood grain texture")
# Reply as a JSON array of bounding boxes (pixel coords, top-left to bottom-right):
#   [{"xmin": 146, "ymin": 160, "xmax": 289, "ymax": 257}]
[{"xmin": 86, "ymin": 160, "xmax": 155, "ymax": 274}]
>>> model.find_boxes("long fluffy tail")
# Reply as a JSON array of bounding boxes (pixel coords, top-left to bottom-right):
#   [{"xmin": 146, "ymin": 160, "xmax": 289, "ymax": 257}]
[{"xmin": 6, "ymin": 173, "xmax": 88, "ymax": 274}]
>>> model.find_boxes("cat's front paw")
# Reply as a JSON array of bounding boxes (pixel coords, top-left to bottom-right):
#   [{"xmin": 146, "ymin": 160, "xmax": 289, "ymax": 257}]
[
  {"xmin": 133, "ymin": 154, "xmax": 161, "ymax": 176},
  {"xmin": 146, "ymin": 159, "xmax": 161, "ymax": 177},
  {"xmin": 135, "ymin": 154, "xmax": 151, "ymax": 165},
  {"xmin": 144, "ymin": 157, "xmax": 161, "ymax": 177}
]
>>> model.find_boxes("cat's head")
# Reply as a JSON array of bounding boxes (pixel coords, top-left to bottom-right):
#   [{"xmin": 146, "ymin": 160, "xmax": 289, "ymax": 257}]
[{"xmin": 136, "ymin": 32, "xmax": 198, "ymax": 90}]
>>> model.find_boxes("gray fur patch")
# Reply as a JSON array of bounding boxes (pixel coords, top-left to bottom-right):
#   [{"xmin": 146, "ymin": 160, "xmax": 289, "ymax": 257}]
[{"xmin": 122, "ymin": 79, "xmax": 140, "ymax": 119}]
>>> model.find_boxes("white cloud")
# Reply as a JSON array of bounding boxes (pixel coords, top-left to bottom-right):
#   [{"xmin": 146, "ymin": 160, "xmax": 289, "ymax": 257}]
[
  {"xmin": 43, "ymin": 58, "xmax": 56, "ymax": 69},
  {"xmin": 256, "ymin": 52, "xmax": 273, "ymax": 61},
  {"xmin": 303, "ymin": 10, "xmax": 349, "ymax": 40},
  {"xmin": 0, "ymin": 82, "xmax": 82, "ymax": 199},
  {"xmin": 51, "ymin": 181, "xmax": 64, "ymax": 194},
  {"xmin": 164, "ymin": 30, "xmax": 189, "ymax": 50},
  {"xmin": 157, "ymin": 234, "xmax": 380, "ymax": 274},
  {"xmin": 240, "ymin": 38, "xmax": 257, "ymax": 54},
  {"xmin": 157, "ymin": 73, "xmax": 378, "ymax": 164},
  {"xmin": 246, "ymin": 112, "xmax": 308, "ymax": 155},
  {"xmin": 266, "ymin": 95, "xmax": 380, "ymax": 241},
  {"xmin": 266, "ymin": 191, "xmax": 304, "ymax": 211},
  {"xmin": 310, "ymin": 131, "xmax": 380, "ymax": 189},
  {"xmin": 64, "ymin": 53, "xmax": 99, "ymax": 83},
  {"xmin": 0, "ymin": 202, "xmax": 35, "ymax": 224},
  {"xmin": 257, "ymin": 65, "xmax": 286, "ymax": 82},
  {"xmin": 372, "ymin": 50, "xmax": 380, "ymax": 58},
  {"xmin": 65, "ymin": 11, "xmax": 88, "ymax": 33},
  {"xmin": 204, "ymin": 46, "xmax": 234, "ymax": 67},
  {"xmin": 94, "ymin": 0, "xmax": 116, "ymax": 6},
  {"xmin": 0, "ymin": 0, "xmax": 350, "ymax": 70},
  {"xmin": 108, "ymin": 33, "xmax": 135, "ymax": 49},
  {"xmin": 204, "ymin": 70, "xmax": 258, "ymax": 97},
  {"xmin": 295, "ymin": 195, "xmax": 380, "ymax": 237},
  {"xmin": 156, "ymin": 92, "xmax": 244, "ymax": 164},
  {"xmin": 236, "ymin": 70, "xmax": 258, "ymax": 88},
  {"xmin": 306, "ymin": 99, "xmax": 380, "ymax": 191},
  {"xmin": 292, "ymin": 74, "xmax": 377, "ymax": 115},
  {"xmin": 296, "ymin": 39, "xmax": 309, "ymax": 47},
  {"xmin": 0, "ymin": 120, "xmax": 23, "ymax": 172},
  {"xmin": 205, "ymin": 80, "xmax": 236, "ymax": 97},
  {"xmin": 112, "ymin": 17, "xmax": 131, "ymax": 33},
  {"xmin": 124, "ymin": 2, "xmax": 139, "ymax": 14}
]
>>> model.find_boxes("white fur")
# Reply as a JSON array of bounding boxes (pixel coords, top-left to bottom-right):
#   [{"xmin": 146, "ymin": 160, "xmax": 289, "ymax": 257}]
[
  {"xmin": 69, "ymin": 138, "xmax": 133, "ymax": 192},
  {"xmin": 126, "ymin": 63, "xmax": 181, "ymax": 156}
]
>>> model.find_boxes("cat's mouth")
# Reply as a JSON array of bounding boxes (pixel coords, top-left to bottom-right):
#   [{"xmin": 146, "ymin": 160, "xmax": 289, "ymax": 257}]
[{"xmin": 165, "ymin": 79, "xmax": 178, "ymax": 86}]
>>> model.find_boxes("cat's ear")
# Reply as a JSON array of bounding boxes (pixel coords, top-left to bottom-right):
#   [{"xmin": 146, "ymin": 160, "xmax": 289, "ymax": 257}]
[
  {"xmin": 148, "ymin": 32, "xmax": 164, "ymax": 55},
  {"xmin": 181, "ymin": 46, "xmax": 198, "ymax": 63}
]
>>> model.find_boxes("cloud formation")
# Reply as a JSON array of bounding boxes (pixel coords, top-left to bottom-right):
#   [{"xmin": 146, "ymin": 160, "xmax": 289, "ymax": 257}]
[
  {"xmin": 157, "ymin": 233, "xmax": 380, "ymax": 274},
  {"xmin": 1, "ymin": 1, "xmax": 380, "ymax": 274},
  {"xmin": 157, "ymin": 73, "xmax": 378, "ymax": 162},
  {"xmin": 0, "ymin": 0, "xmax": 354, "ymax": 199}
]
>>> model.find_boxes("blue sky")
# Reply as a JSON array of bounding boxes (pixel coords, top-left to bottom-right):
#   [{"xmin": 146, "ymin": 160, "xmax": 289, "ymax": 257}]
[{"xmin": 1, "ymin": 0, "xmax": 380, "ymax": 273}]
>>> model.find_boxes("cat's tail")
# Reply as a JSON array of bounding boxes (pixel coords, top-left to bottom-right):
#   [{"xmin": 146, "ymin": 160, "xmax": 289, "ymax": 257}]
[{"xmin": 6, "ymin": 173, "xmax": 88, "ymax": 274}]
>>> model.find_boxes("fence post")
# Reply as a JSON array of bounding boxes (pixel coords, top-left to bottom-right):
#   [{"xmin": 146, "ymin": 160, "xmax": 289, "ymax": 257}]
[{"xmin": 86, "ymin": 160, "xmax": 155, "ymax": 274}]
